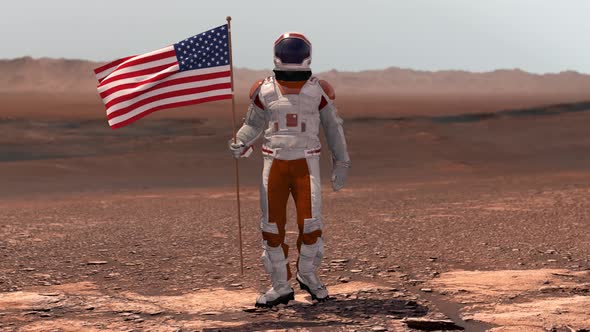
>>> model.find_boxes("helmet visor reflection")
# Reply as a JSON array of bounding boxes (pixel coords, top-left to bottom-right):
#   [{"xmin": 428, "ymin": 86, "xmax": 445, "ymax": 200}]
[{"xmin": 274, "ymin": 38, "xmax": 311, "ymax": 64}]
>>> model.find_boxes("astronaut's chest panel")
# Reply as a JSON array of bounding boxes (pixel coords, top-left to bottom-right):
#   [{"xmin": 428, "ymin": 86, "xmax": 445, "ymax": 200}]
[
  {"xmin": 268, "ymin": 94, "xmax": 319, "ymax": 134},
  {"xmin": 286, "ymin": 113, "xmax": 298, "ymax": 127}
]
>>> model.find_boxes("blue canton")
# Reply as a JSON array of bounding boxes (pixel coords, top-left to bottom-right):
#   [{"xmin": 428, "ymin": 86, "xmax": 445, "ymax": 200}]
[{"xmin": 174, "ymin": 24, "xmax": 230, "ymax": 72}]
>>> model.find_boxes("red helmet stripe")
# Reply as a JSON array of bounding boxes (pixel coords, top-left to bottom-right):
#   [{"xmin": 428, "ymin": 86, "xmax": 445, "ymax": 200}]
[{"xmin": 274, "ymin": 32, "xmax": 311, "ymax": 46}]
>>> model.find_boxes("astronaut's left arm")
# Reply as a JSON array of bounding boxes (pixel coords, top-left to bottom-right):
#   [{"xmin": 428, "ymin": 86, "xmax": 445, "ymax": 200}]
[
  {"xmin": 320, "ymin": 103, "xmax": 350, "ymax": 164},
  {"xmin": 319, "ymin": 81, "xmax": 351, "ymax": 190}
]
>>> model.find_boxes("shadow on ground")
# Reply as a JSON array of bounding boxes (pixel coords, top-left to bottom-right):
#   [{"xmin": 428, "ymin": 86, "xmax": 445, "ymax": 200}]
[{"xmin": 203, "ymin": 297, "xmax": 429, "ymax": 331}]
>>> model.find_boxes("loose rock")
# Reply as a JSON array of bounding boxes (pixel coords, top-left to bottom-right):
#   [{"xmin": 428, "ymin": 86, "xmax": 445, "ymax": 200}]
[
  {"xmin": 87, "ymin": 261, "xmax": 108, "ymax": 265},
  {"xmin": 201, "ymin": 311, "xmax": 222, "ymax": 316},
  {"xmin": 403, "ymin": 317, "xmax": 464, "ymax": 330},
  {"xmin": 331, "ymin": 259, "xmax": 349, "ymax": 264},
  {"xmin": 338, "ymin": 276, "xmax": 351, "ymax": 283}
]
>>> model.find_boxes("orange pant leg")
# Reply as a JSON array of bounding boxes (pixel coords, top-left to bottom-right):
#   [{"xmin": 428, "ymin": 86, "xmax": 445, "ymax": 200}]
[
  {"xmin": 264, "ymin": 159, "xmax": 292, "ymax": 279},
  {"xmin": 289, "ymin": 159, "xmax": 323, "ymax": 253}
]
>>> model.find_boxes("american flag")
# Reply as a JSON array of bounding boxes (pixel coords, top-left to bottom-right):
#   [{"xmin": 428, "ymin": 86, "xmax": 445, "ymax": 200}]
[{"xmin": 94, "ymin": 24, "xmax": 232, "ymax": 129}]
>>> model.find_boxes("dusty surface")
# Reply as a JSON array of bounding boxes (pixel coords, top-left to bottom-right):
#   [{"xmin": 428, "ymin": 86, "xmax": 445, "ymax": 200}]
[
  {"xmin": 0, "ymin": 280, "xmax": 437, "ymax": 331},
  {"xmin": 1, "ymin": 88, "xmax": 590, "ymax": 331},
  {"xmin": 428, "ymin": 270, "xmax": 590, "ymax": 331}
]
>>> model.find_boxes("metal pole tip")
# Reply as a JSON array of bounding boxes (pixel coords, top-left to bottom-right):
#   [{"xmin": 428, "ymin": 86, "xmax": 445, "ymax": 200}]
[{"xmin": 226, "ymin": 16, "xmax": 232, "ymax": 22}]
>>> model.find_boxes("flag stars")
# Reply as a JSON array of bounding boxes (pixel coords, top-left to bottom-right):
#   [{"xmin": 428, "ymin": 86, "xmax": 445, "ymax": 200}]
[{"xmin": 175, "ymin": 25, "xmax": 229, "ymax": 71}]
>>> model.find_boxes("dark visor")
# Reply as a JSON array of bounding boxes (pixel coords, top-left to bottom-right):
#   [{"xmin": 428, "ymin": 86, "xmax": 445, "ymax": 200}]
[{"xmin": 274, "ymin": 38, "xmax": 311, "ymax": 64}]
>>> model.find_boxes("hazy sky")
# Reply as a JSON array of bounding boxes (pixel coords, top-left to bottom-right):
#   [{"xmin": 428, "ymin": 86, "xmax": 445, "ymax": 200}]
[{"xmin": 2, "ymin": 1, "xmax": 589, "ymax": 73}]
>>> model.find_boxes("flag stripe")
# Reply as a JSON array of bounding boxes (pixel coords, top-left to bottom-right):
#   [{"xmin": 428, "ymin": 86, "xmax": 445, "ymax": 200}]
[
  {"xmin": 94, "ymin": 56, "xmax": 135, "ymax": 80},
  {"xmin": 105, "ymin": 76, "xmax": 231, "ymax": 112},
  {"xmin": 98, "ymin": 64, "xmax": 180, "ymax": 96},
  {"xmin": 98, "ymin": 62, "xmax": 178, "ymax": 88},
  {"xmin": 116, "ymin": 45, "xmax": 175, "ymax": 67},
  {"xmin": 109, "ymin": 94, "xmax": 232, "ymax": 129},
  {"xmin": 94, "ymin": 46, "xmax": 174, "ymax": 81},
  {"xmin": 100, "ymin": 57, "xmax": 177, "ymax": 83},
  {"xmin": 103, "ymin": 70, "xmax": 230, "ymax": 104},
  {"xmin": 100, "ymin": 66, "xmax": 229, "ymax": 99},
  {"xmin": 108, "ymin": 90, "xmax": 232, "ymax": 128},
  {"xmin": 107, "ymin": 83, "xmax": 232, "ymax": 119},
  {"xmin": 109, "ymin": 50, "xmax": 177, "ymax": 74}
]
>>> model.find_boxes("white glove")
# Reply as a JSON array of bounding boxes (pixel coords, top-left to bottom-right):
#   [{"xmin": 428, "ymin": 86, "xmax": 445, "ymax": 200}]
[
  {"xmin": 228, "ymin": 140, "xmax": 253, "ymax": 159},
  {"xmin": 331, "ymin": 160, "xmax": 351, "ymax": 191}
]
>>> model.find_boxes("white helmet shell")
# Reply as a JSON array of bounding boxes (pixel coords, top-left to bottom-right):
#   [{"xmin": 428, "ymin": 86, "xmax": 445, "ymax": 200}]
[{"xmin": 273, "ymin": 32, "xmax": 312, "ymax": 71}]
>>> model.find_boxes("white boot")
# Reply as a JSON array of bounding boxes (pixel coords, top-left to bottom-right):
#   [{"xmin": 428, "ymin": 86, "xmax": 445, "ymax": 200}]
[
  {"xmin": 255, "ymin": 242, "xmax": 294, "ymax": 308},
  {"xmin": 297, "ymin": 238, "xmax": 329, "ymax": 302}
]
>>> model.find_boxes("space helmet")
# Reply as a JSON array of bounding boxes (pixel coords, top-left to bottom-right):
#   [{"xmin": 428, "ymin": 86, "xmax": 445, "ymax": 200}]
[{"xmin": 273, "ymin": 32, "xmax": 312, "ymax": 71}]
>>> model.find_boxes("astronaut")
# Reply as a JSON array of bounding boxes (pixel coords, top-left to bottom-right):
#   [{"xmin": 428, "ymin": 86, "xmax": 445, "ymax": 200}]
[{"xmin": 229, "ymin": 32, "xmax": 351, "ymax": 307}]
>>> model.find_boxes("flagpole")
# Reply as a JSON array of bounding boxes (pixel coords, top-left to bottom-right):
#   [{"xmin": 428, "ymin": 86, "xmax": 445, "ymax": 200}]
[{"xmin": 226, "ymin": 16, "xmax": 244, "ymax": 276}]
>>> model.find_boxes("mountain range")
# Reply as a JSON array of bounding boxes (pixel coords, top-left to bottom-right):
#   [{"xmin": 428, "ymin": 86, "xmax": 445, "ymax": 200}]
[{"xmin": 2, "ymin": 57, "xmax": 590, "ymax": 97}]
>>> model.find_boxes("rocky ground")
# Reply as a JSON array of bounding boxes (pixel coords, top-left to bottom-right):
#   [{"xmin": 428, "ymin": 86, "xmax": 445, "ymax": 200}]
[{"xmin": 1, "ymin": 102, "xmax": 590, "ymax": 331}]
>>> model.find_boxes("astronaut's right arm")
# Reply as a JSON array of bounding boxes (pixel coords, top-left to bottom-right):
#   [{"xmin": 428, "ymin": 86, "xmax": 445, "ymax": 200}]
[
  {"xmin": 235, "ymin": 102, "xmax": 265, "ymax": 145},
  {"xmin": 229, "ymin": 82, "xmax": 267, "ymax": 158}
]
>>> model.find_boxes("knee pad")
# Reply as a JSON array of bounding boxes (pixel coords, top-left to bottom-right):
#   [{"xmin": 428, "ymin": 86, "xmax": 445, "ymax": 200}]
[
  {"xmin": 260, "ymin": 217, "xmax": 279, "ymax": 234},
  {"xmin": 302, "ymin": 217, "xmax": 322, "ymax": 234}
]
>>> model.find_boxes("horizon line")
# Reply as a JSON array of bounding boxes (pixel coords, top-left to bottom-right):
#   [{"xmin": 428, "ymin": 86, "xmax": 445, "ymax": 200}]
[{"xmin": 1, "ymin": 56, "xmax": 588, "ymax": 76}]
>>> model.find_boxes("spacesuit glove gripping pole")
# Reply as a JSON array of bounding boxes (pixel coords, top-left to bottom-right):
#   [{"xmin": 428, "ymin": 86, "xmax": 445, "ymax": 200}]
[
  {"xmin": 331, "ymin": 159, "xmax": 351, "ymax": 192},
  {"xmin": 228, "ymin": 139, "xmax": 253, "ymax": 159}
]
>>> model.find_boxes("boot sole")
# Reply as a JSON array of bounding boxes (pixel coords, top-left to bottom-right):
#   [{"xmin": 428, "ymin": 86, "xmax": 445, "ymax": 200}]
[
  {"xmin": 297, "ymin": 276, "xmax": 330, "ymax": 302},
  {"xmin": 254, "ymin": 291, "xmax": 295, "ymax": 308}
]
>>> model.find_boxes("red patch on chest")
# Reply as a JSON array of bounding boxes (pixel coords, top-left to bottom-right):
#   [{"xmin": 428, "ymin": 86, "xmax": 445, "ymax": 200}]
[{"xmin": 286, "ymin": 113, "xmax": 298, "ymax": 127}]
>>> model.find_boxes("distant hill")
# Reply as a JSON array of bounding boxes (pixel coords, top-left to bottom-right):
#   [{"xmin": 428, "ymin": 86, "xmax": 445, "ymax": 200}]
[{"xmin": 1, "ymin": 57, "xmax": 590, "ymax": 97}]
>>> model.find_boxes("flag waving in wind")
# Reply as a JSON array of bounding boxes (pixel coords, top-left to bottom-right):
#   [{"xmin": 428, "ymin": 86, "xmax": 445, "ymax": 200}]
[{"xmin": 94, "ymin": 24, "xmax": 232, "ymax": 129}]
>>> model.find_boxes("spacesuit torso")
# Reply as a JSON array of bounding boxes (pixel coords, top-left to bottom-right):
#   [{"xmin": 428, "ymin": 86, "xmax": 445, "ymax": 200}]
[{"xmin": 257, "ymin": 76, "xmax": 324, "ymax": 160}]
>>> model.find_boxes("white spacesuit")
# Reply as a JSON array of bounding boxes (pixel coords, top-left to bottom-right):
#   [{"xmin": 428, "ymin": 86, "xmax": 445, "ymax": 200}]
[{"xmin": 229, "ymin": 32, "xmax": 351, "ymax": 307}]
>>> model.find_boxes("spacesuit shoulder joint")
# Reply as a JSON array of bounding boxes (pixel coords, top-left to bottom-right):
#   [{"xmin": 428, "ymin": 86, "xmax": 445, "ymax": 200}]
[
  {"xmin": 319, "ymin": 80, "xmax": 336, "ymax": 100},
  {"xmin": 249, "ymin": 79, "xmax": 265, "ymax": 99}
]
